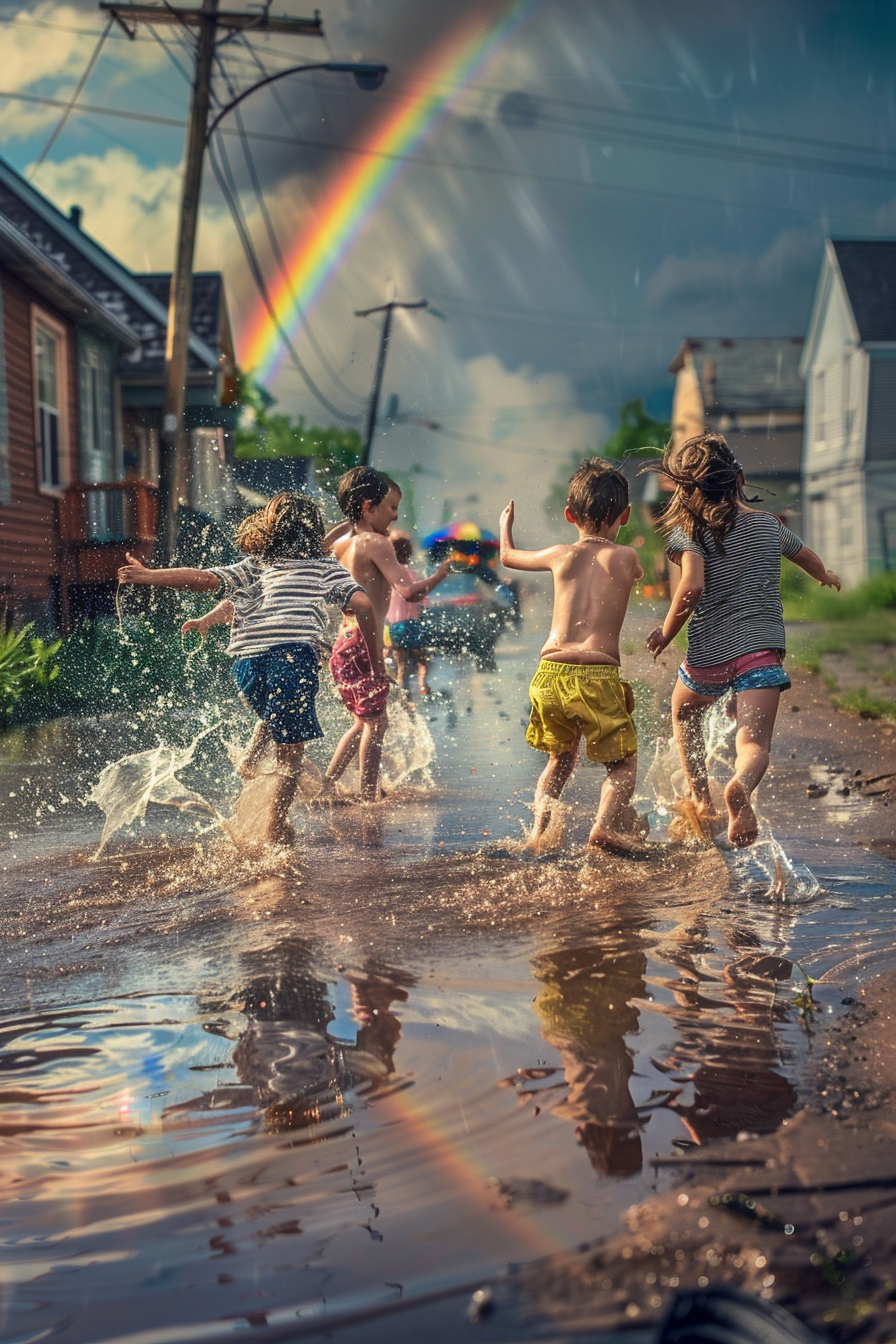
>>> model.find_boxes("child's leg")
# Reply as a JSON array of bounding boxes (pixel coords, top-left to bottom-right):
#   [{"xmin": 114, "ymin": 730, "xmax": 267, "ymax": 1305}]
[
  {"xmin": 531, "ymin": 745, "xmax": 578, "ymax": 839},
  {"xmin": 268, "ymin": 742, "xmax": 305, "ymax": 844},
  {"xmin": 325, "ymin": 718, "xmax": 363, "ymax": 784},
  {"xmin": 392, "ymin": 648, "xmax": 409, "ymax": 689},
  {"xmin": 589, "ymin": 753, "xmax": 639, "ymax": 850},
  {"xmin": 416, "ymin": 652, "xmax": 431, "ymax": 695},
  {"xmin": 358, "ymin": 711, "xmax": 388, "ymax": 802},
  {"xmin": 671, "ymin": 679, "xmax": 720, "ymax": 817},
  {"xmin": 239, "ymin": 721, "xmax": 272, "ymax": 780},
  {"xmin": 724, "ymin": 688, "xmax": 781, "ymax": 847}
]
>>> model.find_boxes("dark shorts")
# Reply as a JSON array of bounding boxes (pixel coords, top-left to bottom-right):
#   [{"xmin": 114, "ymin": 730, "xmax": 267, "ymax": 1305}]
[
  {"xmin": 233, "ymin": 643, "xmax": 323, "ymax": 744},
  {"xmin": 388, "ymin": 618, "xmax": 427, "ymax": 651}
]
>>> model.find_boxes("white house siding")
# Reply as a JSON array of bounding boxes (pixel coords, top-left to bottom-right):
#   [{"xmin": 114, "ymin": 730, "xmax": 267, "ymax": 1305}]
[
  {"xmin": 864, "ymin": 355, "xmax": 896, "ymax": 574},
  {"xmin": 802, "ymin": 263, "xmax": 869, "ymax": 581}
]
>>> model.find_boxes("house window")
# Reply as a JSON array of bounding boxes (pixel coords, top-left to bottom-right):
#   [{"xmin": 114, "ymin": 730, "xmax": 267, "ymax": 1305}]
[
  {"xmin": 814, "ymin": 370, "xmax": 826, "ymax": 446},
  {"xmin": 79, "ymin": 337, "xmax": 113, "ymax": 483},
  {"xmin": 844, "ymin": 353, "xmax": 857, "ymax": 440},
  {"xmin": 33, "ymin": 312, "xmax": 68, "ymax": 492}
]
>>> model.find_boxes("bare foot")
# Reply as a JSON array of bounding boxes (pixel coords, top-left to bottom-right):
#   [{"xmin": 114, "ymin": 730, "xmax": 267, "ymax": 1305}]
[
  {"xmin": 588, "ymin": 825, "xmax": 655, "ymax": 860},
  {"xmin": 724, "ymin": 777, "xmax": 758, "ymax": 847}
]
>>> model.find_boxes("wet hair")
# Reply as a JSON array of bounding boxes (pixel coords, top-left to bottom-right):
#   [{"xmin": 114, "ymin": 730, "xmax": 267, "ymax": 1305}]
[
  {"xmin": 566, "ymin": 458, "xmax": 630, "ymax": 529},
  {"xmin": 391, "ymin": 534, "xmax": 413, "ymax": 565},
  {"xmin": 336, "ymin": 466, "xmax": 401, "ymax": 522},
  {"xmin": 649, "ymin": 432, "xmax": 752, "ymax": 555},
  {"xmin": 235, "ymin": 492, "xmax": 325, "ymax": 561}
]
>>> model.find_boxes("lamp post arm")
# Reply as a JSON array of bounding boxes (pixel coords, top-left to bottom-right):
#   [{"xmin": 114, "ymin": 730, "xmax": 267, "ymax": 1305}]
[
  {"xmin": 206, "ymin": 61, "xmax": 387, "ymax": 142},
  {"xmin": 206, "ymin": 63, "xmax": 329, "ymax": 141}
]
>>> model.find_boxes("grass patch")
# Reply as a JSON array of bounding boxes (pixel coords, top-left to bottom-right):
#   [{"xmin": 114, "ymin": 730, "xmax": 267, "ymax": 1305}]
[
  {"xmin": 783, "ymin": 567, "xmax": 896, "ymax": 623},
  {"xmin": 831, "ymin": 687, "xmax": 896, "ymax": 720}
]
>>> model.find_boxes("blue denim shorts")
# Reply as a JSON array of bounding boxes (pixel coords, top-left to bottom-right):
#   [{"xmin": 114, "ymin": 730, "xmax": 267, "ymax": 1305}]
[
  {"xmin": 233, "ymin": 643, "xmax": 323, "ymax": 744},
  {"xmin": 678, "ymin": 662, "xmax": 792, "ymax": 699}
]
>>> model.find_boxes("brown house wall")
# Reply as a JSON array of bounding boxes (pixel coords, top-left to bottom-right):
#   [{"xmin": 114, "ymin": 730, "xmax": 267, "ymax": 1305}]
[{"xmin": 0, "ymin": 268, "xmax": 79, "ymax": 622}]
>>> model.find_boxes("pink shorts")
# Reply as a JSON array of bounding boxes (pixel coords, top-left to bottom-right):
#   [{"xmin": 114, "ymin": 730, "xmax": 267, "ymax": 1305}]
[
  {"xmin": 330, "ymin": 627, "xmax": 390, "ymax": 720},
  {"xmin": 680, "ymin": 649, "xmax": 790, "ymax": 698}
]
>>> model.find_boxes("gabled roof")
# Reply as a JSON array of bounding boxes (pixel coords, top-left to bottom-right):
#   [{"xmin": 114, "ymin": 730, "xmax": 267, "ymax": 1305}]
[
  {"xmin": 0, "ymin": 154, "xmax": 219, "ymax": 376},
  {"xmin": 668, "ymin": 336, "xmax": 804, "ymax": 413},
  {"xmin": 830, "ymin": 240, "xmax": 896, "ymax": 342}
]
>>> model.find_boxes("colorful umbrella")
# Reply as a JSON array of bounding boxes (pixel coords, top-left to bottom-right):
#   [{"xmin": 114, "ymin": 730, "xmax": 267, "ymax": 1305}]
[{"xmin": 422, "ymin": 521, "xmax": 499, "ymax": 550}]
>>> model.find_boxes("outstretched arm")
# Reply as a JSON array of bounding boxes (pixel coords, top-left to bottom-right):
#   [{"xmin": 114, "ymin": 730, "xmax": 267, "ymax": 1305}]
[
  {"xmin": 646, "ymin": 550, "xmax": 705, "ymax": 659},
  {"xmin": 346, "ymin": 590, "xmax": 386, "ymax": 679},
  {"xmin": 499, "ymin": 500, "xmax": 559, "ymax": 572},
  {"xmin": 788, "ymin": 545, "xmax": 841, "ymax": 590},
  {"xmin": 364, "ymin": 534, "xmax": 451, "ymax": 600},
  {"xmin": 118, "ymin": 553, "xmax": 220, "ymax": 592},
  {"xmin": 181, "ymin": 599, "xmax": 234, "ymax": 639}
]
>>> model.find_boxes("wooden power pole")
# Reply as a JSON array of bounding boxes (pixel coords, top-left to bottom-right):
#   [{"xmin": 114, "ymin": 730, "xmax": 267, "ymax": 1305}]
[
  {"xmin": 355, "ymin": 299, "xmax": 429, "ymax": 466},
  {"xmin": 100, "ymin": 1, "xmax": 323, "ymax": 556}
]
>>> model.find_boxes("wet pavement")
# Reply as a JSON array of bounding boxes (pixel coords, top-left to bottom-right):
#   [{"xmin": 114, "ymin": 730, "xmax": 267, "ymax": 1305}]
[{"xmin": 0, "ymin": 610, "xmax": 895, "ymax": 1343}]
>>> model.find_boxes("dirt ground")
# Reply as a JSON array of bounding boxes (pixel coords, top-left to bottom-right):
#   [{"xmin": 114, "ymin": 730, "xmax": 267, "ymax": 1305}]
[{"xmin": 507, "ymin": 668, "xmax": 896, "ymax": 1342}]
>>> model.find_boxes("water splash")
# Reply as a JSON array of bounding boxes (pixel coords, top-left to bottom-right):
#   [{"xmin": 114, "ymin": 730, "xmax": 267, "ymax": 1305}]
[
  {"xmin": 643, "ymin": 693, "xmax": 818, "ymax": 902},
  {"xmin": 88, "ymin": 722, "xmax": 224, "ymax": 857},
  {"xmin": 380, "ymin": 693, "xmax": 436, "ymax": 793}
]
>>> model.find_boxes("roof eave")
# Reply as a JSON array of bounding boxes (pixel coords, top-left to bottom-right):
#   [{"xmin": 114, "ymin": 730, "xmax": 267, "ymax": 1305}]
[
  {"xmin": 0, "ymin": 154, "xmax": 219, "ymax": 371},
  {"xmin": 0, "ymin": 217, "xmax": 138, "ymax": 347}
]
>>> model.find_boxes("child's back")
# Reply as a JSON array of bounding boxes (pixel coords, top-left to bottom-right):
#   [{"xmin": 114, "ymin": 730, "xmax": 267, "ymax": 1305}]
[
  {"xmin": 500, "ymin": 459, "xmax": 647, "ymax": 858},
  {"xmin": 540, "ymin": 538, "xmax": 641, "ymax": 666}
]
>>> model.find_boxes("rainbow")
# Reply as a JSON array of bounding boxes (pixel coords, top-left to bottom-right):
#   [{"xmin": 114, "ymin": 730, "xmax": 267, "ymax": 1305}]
[{"xmin": 241, "ymin": 0, "xmax": 542, "ymax": 388}]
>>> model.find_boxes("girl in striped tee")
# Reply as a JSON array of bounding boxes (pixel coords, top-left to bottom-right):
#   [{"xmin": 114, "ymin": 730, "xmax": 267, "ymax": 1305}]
[{"xmin": 646, "ymin": 433, "xmax": 840, "ymax": 849}]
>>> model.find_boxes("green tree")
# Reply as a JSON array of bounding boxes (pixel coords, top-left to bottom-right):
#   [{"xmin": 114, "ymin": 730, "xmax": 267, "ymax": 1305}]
[{"xmin": 234, "ymin": 371, "xmax": 363, "ymax": 495}]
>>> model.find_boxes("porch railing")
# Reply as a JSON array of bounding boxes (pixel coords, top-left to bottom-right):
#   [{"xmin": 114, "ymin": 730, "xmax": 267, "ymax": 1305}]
[{"xmin": 59, "ymin": 480, "xmax": 159, "ymax": 547}]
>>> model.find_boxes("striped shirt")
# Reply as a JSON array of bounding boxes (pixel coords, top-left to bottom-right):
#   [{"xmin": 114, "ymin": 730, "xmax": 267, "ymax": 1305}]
[
  {"xmin": 209, "ymin": 557, "xmax": 361, "ymax": 658},
  {"xmin": 666, "ymin": 510, "xmax": 803, "ymax": 667}
]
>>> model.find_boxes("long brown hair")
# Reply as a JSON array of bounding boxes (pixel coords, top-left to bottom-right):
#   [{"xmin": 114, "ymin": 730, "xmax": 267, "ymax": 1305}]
[
  {"xmin": 651, "ymin": 433, "xmax": 748, "ymax": 555},
  {"xmin": 235, "ymin": 492, "xmax": 325, "ymax": 561}
]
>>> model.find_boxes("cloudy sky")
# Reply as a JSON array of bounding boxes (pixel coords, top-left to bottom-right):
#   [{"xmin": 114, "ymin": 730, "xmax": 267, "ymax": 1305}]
[{"xmin": 2, "ymin": 0, "xmax": 896, "ymax": 539}]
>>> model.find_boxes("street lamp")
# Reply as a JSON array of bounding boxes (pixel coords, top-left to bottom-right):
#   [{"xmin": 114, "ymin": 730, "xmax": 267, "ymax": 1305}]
[{"xmin": 206, "ymin": 61, "xmax": 388, "ymax": 141}]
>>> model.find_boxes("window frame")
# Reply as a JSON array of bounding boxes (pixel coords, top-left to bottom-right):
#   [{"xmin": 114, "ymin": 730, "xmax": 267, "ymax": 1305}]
[{"xmin": 32, "ymin": 307, "xmax": 70, "ymax": 496}]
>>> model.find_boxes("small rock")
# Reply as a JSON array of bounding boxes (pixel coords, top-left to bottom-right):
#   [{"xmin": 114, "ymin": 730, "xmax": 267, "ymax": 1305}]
[
  {"xmin": 806, "ymin": 783, "xmax": 829, "ymax": 798},
  {"xmin": 791, "ymin": 704, "xmax": 801, "ymax": 712}
]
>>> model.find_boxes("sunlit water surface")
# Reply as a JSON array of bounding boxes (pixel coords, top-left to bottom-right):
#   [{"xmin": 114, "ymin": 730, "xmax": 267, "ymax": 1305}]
[{"xmin": 0, "ymin": 620, "xmax": 894, "ymax": 1344}]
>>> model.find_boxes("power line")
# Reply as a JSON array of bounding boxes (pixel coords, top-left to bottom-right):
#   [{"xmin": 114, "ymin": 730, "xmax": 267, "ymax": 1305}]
[
  {"xmin": 29, "ymin": 15, "xmax": 114, "ymax": 174},
  {"xmin": 4, "ymin": 85, "xmax": 891, "ymax": 208},
  {"xmin": 231, "ymin": 37, "xmax": 367, "ymax": 405},
  {"xmin": 206, "ymin": 127, "xmax": 361, "ymax": 424}
]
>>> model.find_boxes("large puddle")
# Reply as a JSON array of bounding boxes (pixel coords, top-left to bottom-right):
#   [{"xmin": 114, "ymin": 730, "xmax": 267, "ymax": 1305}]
[{"xmin": 1, "ymin": 623, "xmax": 895, "ymax": 1343}]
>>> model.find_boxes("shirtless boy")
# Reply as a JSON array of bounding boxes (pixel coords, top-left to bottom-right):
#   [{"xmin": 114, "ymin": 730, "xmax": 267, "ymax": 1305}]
[
  {"xmin": 323, "ymin": 467, "xmax": 451, "ymax": 801},
  {"xmin": 500, "ymin": 458, "xmax": 645, "ymax": 855}
]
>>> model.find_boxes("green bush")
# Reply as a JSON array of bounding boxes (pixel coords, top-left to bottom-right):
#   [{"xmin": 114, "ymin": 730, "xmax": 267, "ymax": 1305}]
[
  {"xmin": 8, "ymin": 613, "xmax": 233, "ymax": 734},
  {"xmin": 783, "ymin": 568, "xmax": 896, "ymax": 623},
  {"xmin": 0, "ymin": 625, "xmax": 60, "ymax": 711}
]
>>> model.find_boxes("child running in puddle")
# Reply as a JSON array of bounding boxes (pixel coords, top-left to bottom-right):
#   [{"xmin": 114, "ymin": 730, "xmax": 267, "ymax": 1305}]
[
  {"xmin": 322, "ymin": 467, "xmax": 452, "ymax": 801},
  {"xmin": 500, "ymin": 458, "xmax": 646, "ymax": 857},
  {"xmin": 645, "ymin": 432, "xmax": 840, "ymax": 848},
  {"xmin": 117, "ymin": 492, "xmax": 380, "ymax": 846}
]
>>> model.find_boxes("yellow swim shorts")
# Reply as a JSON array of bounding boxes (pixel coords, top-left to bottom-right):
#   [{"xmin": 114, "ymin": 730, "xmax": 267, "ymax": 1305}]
[{"xmin": 526, "ymin": 660, "xmax": 637, "ymax": 764}]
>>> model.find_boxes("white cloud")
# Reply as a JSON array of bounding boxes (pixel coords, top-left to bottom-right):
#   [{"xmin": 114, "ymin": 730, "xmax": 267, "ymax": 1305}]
[
  {"xmin": 29, "ymin": 147, "xmax": 238, "ymax": 273},
  {"xmin": 0, "ymin": 2, "xmax": 168, "ymax": 140},
  {"xmin": 414, "ymin": 356, "xmax": 608, "ymax": 544}
]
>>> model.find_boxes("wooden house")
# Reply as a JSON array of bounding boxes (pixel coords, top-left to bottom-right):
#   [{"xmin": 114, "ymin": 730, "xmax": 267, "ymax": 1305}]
[
  {"xmin": 666, "ymin": 336, "xmax": 805, "ymax": 531},
  {"xmin": 0, "ymin": 154, "xmax": 237, "ymax": 629},
  {"xmin": 800, "ymin": 239, "xmax": 896, "ymax": 587}
]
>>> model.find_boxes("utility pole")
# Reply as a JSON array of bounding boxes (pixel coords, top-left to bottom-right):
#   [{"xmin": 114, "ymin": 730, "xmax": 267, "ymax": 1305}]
[
  {"xmin": 100, "ymin": 1, "xmax": 323, "ymax": 557},
  {"xmin": 355, "ymin": 299, "xmax": 428, "ymax": 466}
]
